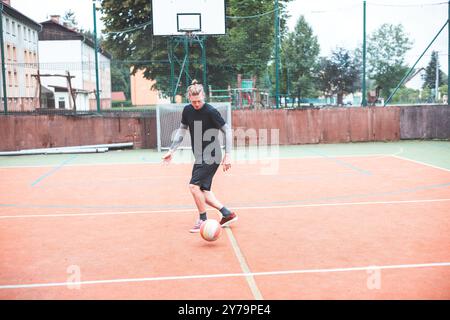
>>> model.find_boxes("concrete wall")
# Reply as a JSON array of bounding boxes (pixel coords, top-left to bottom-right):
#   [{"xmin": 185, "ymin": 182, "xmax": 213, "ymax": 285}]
[
  {"xmin": 400, "ymin": 105, "xmax": 450, "ymax": 140},
  {"xmin": 0, "ymin": 113, "xmax": 156, "ymax": 151},
  {"xmin": 0, "ymin": 106, "xmax": 448, "ymax": 152},
  {"xmin": 232, "ymin": 107, "xmax": 401, "ymax": 145}
]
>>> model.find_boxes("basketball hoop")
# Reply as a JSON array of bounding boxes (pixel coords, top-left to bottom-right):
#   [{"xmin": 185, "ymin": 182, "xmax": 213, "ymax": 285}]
[
  {"xmin": 177, "ymin": 13, "xmax": 201, "ymax": 45},
  {"xmin": 151, "ymin": 1, "xmax": 225, "ymax": 37}
]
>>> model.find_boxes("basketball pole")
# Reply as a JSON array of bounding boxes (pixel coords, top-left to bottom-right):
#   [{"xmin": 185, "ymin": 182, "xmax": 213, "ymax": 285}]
[
  {"xmin": 169, "ymin": 34, "xmax": 206, "ymax": 103},
  {"xmin": 184, "ymin": 35, "xmax": 190, "ymax": 101}
]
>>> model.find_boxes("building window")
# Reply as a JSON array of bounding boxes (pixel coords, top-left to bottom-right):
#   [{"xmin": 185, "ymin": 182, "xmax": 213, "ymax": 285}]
[
  {"xmin": 11, "ymin": 21, "xmax": 16, "ymax": 37},
  {"xmin": 5, "ymin": 18, "xmax": 10, "ymax": 34},
  {"xmin": 58, "ymin": 97, "xmax": 65, "ymax": 109},
  {"xmin": 6, "ymin": 44, "xmax": 11, "ymax": 61},
  {"xmin": 7, "ymin": 71, "xmax": 12, "ymax": 87},
  {"xmin": 12, "ymin": 46, "xmax": 17, "ymax": 62}
]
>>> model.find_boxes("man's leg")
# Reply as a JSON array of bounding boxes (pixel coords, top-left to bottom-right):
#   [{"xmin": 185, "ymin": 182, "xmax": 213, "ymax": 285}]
[
  {"xmin": 203, "ymin": 191, "xmax": 237, "ymax": 227},
  {"xmin": 203, "ymin": 190, "xmax": 223, "ymax": 211},
  {"xmin": 189, "ymin": 184, "xmax": 207, "ymax": 213},
  {"xmin": 188, "ymin": 184, "xmax": 208, "ymax": 233}
]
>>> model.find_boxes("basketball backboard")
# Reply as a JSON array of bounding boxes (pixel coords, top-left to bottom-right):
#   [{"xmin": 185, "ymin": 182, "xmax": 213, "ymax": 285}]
[{"xmin": 151, "ymin": 0, "xmax": 226, "ymax": 36}]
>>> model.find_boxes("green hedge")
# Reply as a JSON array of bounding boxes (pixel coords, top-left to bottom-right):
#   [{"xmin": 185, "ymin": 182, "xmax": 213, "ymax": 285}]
[{"xmin": 112, "ymin": 100, "xmax": 133, "ymax": 108}]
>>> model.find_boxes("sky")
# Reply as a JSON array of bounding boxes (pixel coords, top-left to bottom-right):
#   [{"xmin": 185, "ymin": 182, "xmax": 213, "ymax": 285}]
[
  {"xmin": 11, "ymin": 0, "xmax": 105, "ymax": 31},
  {"xmin": 10, "ymin": 0, "xmax": 449, "ymax": 88},
  {"xmin": 285, "ymin": 0, "xmax": 448, "ymax": 88}
]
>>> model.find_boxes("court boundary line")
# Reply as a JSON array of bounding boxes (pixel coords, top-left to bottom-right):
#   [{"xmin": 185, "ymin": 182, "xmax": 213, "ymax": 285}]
[
  {"xmin": 391, "ymin": 155, "xmax": 450, "ymax": 172},
  {"xmin": 0, "ymin": 154, "xmax": 392, "ymax": 169},
  {"xmin": 30, "ymin": 155, "xmax": 78, "ymax": 187},
  {"xmin": 225, "ymin": 228, "xmax": 263, "ymax": 300},
  {"xmin": 1, "ymin": 198, "xmax": 449, "ymax": 219},
  {"xmin": 1, "ymin": 261, "xmax": 449, "ymax": 290},
  {"xmin": 305, "ymin": 149, "xmax": 373, "ymax": 176}
]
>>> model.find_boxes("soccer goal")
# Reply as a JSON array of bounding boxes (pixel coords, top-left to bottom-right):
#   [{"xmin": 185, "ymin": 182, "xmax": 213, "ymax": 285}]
[{"xmin": 156, "ymin": 102, "xmax": 232, "ymax": 152}]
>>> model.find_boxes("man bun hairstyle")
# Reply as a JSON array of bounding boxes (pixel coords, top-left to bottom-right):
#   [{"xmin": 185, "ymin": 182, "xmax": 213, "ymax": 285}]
[{"xmin": 187, "ymin": 79, "xmax": 205, "ymax": 98}]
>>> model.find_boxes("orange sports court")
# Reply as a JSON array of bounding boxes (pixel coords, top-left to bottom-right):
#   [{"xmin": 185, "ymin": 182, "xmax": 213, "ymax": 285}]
[{"xmin": 1, "ymin": 141, "xmax": 449, "ymax": 300}]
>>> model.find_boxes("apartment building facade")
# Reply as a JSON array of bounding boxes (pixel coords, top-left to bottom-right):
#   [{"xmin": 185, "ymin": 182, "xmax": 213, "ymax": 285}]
[
  {"xmin": 38, "ymin": 16, "xmax": 112, "ymax": 111},
  {"xmin": 1, "ymin": 0, "xmax": 41, "ymax": 111}
]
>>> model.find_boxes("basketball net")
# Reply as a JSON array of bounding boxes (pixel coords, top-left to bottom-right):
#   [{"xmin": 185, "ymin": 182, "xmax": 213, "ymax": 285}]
[{"xmin": 186, "ymin": 31, "xmax": 196, "ymax": 46}]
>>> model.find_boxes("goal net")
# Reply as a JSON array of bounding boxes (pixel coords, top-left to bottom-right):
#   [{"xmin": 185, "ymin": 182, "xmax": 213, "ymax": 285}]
[{"xmin": 156, "ymin": 103, "xmax": 232, "ymax": 152}]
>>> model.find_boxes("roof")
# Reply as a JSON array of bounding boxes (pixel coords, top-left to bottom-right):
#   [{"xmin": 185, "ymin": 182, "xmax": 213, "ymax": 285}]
[
  {"xmin": 112, "ymin": 91, "xmax": 127, "ymax": 101},
  {"xmin": 40, "ymin": 85, "xmax": 54, "ymax": 96},
  {"xmin": 39, "ymin": 20, "xmax": 112, "ymax": 59},
  {"xmin": 48, "ymin": 85, "xmax": 90, "ymax": 94},
  {"xmin": 1, "ymin": 2, "xmax": 41, "ymax": 30}
]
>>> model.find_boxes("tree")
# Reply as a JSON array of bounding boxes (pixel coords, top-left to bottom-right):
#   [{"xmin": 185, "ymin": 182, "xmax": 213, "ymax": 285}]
[
  {"xmin": 100, "ymin": 0, "xmax": 293, "ymax": 97},
  {"xmin": 281, "ymin": 15, "xmax": 320, "ymax": 104},
  {"xmin": 439, "ymin": 85, "xmax": 448, "ymax": 102},
  {"xmin": 317, "ymin": 48, "xmax": 361, "ymax": 105},
  {"xmin": 367, "ymin": 23, "xmax": 413, "ymax": 99},
  {"xmin": 390, "ymin": 87, "xmax": 421, "ymax": 104},
  {"xmin": 100, "ymin": 0, "xmax": 169, "ymax": 94},
  {"xmin": 422, "ymin": 51, "xmax": 447, "ymax": 90},
  {"xmin": 111, "ymin": 62, "xmax": 131, "ymax": 100},
  {"xmin": 421, "ymin": 86, "xmax": 433, "ymax": 103},
  {"xmin": 62, "ymin": 10, "xmax": 78, "ymax": 29}
]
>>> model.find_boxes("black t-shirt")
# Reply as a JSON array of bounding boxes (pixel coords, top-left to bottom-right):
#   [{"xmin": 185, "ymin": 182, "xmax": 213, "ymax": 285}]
[{"xmin": 181, "ymin": 103, "xmax": 226, "ymax": 163}]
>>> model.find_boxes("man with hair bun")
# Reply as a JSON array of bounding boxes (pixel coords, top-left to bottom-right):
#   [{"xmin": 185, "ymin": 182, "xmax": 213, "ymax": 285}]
[{"xmin": 162, "ymin": 80, "xmax": 237, "ymax": 233}]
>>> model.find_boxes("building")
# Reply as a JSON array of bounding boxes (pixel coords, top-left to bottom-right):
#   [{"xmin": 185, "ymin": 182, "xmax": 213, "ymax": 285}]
[
  {"xmin": 405, "ymin": 67, "xmax": 426, "ymax": 91},
  {"xmin": 38, "ymin": 15, "xmax": 112, "ymax": 111},
  {"xmin": 130, "ymin": 68, "xmax": 170, "ymax": 105},
  {"xmin": 0, "ymin": 0, "xmax": 41, "ymax": 111},
  {"xmin": 111, "ymin": 91, "xmax": 126, "ymax": 102}
]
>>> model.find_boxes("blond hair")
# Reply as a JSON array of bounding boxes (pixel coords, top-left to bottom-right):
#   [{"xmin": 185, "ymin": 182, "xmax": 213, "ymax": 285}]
[{"xmin": 187, "ymin": 79, "xmax": 205, "ymax": 98}]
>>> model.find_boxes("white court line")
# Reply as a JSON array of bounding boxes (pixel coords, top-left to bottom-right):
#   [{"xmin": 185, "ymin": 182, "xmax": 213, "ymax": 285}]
[
  {"xmin": 225, "ymin": 228, "xmax": 263, "ymax": 300},
  {"xmin": 0, "ymin": 154, "xmax": 391, "ymax": 169},
  {"xmin": 1, "ymin": 198, "xmax": 450, "ymax": 219},
  {"xmin": 1, "ymin": 262, "xmax": 449, "ymax": 290},
  {"xmin": 391, "ymin": 155, "xmax": 450, "ymax": 173},
  {"xmin": 0, "ymin": 161, "xmax": 157, "ymax": 169}
]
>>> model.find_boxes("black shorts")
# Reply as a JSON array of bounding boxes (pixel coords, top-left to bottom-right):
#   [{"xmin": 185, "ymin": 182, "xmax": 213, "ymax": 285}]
[{"xmin": 190, "ymin": 162, "xmax": 220, "ymax": 191}]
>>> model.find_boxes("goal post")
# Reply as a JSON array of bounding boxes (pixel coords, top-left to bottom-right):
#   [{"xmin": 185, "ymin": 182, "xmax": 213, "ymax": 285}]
[{"xmin": 156, "ymin": 102, "xmax": 232, "ymax": 152}]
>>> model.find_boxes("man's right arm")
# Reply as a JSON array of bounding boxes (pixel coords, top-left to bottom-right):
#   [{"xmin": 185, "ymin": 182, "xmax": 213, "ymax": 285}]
[{"xmin": 169, "ymin": 123, "xmax": 188, "ymax": 152}]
